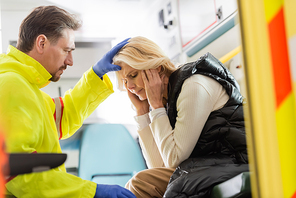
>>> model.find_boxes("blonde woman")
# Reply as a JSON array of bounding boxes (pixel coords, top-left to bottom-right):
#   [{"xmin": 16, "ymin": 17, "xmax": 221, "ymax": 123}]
[{"xmin": 113, "ymin": 37, "xmax": 249, "ymax": 198}]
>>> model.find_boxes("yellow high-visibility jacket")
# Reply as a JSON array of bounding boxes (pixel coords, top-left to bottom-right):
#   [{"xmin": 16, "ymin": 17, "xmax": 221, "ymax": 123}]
[{"xmin": 0, "ymin": 45, "xmax": 114, "ymax": 198}]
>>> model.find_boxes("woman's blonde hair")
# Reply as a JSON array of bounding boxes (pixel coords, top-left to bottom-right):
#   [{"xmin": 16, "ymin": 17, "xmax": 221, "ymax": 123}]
[{"xmin": 113, "ymin": 36, "xmax": 176, "ymax": 90}]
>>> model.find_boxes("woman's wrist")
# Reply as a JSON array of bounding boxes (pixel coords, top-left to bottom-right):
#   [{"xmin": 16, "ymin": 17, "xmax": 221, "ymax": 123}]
[
  {"xmin": 136, "ymin": 108, "xmax": 149, "ymax": 116},
  {"xmin": 150, "ymin": 100, "xmax": 164, "ymax": 110},
  {"xmin": 151, "ymin": 104, "xmax": 164, "ymax": 110}
]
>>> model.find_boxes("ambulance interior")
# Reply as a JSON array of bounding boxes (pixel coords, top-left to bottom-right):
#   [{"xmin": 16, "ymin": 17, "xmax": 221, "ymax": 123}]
[{"xmin": 1, "ymin": 0, "xmax": 277, "ymax": 197}]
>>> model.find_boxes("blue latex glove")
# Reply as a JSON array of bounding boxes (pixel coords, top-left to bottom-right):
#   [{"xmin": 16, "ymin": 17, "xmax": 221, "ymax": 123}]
[
  {"xmin": 94, "ymin": 184, "xmax": 137, "ymax": 198},
  {"xmin": 93, "ymin": 38, "xmax": 130, "ymax": 78}
]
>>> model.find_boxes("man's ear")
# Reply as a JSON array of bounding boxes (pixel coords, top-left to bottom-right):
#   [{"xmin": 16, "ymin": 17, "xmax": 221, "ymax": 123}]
[{"xmin": 35, "ymin": 34, "xmax": 48, "ymax": 54}]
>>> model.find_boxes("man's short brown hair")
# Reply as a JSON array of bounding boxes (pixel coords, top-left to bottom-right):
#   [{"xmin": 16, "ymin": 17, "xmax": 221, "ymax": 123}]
[{"xmin": 17, "ymin": 5, "xmax": 82, "ymax": 53}]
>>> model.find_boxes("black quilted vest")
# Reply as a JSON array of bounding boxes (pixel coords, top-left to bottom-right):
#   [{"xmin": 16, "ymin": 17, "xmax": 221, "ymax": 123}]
[{"xmin": 167, "ymin": 52, "xmax": 248, "ymax": 164}]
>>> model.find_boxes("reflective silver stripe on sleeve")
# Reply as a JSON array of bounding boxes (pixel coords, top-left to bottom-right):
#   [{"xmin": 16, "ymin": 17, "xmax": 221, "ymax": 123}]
[{"xmin": 53, "ymin": 97, "xmax": 62, "ymax": 139}]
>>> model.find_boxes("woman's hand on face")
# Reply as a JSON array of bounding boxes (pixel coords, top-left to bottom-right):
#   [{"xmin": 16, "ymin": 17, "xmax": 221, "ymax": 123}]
[
  {"xmin": 126, "ymin": 86, "xmax": 149, "ymax": 116},
  {"xmin": 141, "ymin": 69, "xmax": 164, "ymax": 110}
]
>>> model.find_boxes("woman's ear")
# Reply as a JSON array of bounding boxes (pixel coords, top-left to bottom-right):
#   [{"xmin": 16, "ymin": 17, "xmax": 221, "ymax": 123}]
[
  {"xmin": 35, "ymin": 34, "xmax": 48, "ymax": 54},
  {"xmin": 157, "ymin": 66, "xmax": 166, "ymax": 78},
  {"xmin": 156, "ymin": 66, "xmax": 162, "ymax": 72}
]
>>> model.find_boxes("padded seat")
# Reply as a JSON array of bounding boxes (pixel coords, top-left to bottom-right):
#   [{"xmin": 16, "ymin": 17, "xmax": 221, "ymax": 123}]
[
  {"xmin": 210, "ymin": 172, "xmax": 252, "ymax": 198},
  {"xmin": 78, "ymin": 124, "xmax": 147, "ymax": 187}
]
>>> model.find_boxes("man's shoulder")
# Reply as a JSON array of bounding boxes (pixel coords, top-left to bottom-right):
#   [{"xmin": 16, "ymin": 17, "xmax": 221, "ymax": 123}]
[
  {"xmin": 0, "ymin": 70, "xmax": 27, "ymax": 82},
  {"xmin": 0, "ymin": 71, "xmax": 31, "ymax": 92}
]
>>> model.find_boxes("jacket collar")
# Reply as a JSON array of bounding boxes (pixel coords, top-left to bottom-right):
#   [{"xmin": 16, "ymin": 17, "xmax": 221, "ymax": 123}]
[{"xmin": 7, "ymin": 45, "xmax": 52, "ymax": 88}]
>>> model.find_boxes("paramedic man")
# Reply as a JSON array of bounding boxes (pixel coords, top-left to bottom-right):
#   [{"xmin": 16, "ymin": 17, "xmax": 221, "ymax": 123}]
[{"xmin": 0, "ymin": 5, "xmax": 136, "ymax": 198}]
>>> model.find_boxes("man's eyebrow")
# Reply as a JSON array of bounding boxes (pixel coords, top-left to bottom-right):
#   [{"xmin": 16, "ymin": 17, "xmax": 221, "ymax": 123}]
[{"xmin": 65, "ymin": 47, "xmax": 75, "ymax": 51}]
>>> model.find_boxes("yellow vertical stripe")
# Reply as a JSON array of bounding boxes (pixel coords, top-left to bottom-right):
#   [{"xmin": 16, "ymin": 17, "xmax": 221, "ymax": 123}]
[
  {"xmin": 284, "ymin": 0, "xmax": 296, "ymax": 38},
  {"xmin": 284, "ymin": 1, "xmax": 296, "ymax": 120},
  {"xmin": 237, "ymin": 0, "xmax": 284, "ymax": 197},
  {"xmin": 264, "ymin": 1, "xmax": 296, "ymax": 197},
  {"xmin": 276, "ymin": 92, "xmax": 296, "ymax": 198},
  {"xmin": 264, "ymin": 0, "xmax": 283, "ymax": 23}
]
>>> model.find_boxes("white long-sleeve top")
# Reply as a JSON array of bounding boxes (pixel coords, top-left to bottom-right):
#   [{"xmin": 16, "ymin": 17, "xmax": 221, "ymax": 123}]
[{"xmin": 135, "ymin": 74, "xmax": 230, "ymax": 169}]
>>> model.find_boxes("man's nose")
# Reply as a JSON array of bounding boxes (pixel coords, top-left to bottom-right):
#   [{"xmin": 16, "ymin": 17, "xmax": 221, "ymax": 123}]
[{"xmin": 65, "ymin": 51, "xmax": 73, "ymax": 66}]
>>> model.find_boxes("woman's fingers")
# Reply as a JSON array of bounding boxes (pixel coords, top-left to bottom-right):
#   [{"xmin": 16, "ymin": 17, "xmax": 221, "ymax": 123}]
[
  {"xmin": 127, "ymin": 89, "xmax": 139, "ymax": 103},
  {"xmin": 142, "ymin": 69, "xmax": 161, "ymax": 85},
  {"xmin": 141, "ymin": 69, "xmax": 164, "ymax": 110},
  {"xmin": 141, "ymin": 71, "xmax": 146, "ymax": 84},
  {"xmin": 127, "ymin": 89, "xmax": 149, "ymax": 116},
  {"xmin": 144, "ymin": 69, "xmax": 152, "ymax": 80}
]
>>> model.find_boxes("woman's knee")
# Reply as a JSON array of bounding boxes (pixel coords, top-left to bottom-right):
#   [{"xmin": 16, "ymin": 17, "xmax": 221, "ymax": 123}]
[
  {"xmin": 128, "ymin": 169, "xmax": 150, "ymax": 186},
  {"xmin": 125, "ymin": 170, "xmax": 147, "ymax": 189}
]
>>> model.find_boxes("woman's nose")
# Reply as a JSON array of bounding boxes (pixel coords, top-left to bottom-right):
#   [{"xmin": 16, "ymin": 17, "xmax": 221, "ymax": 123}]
[{"xmin": 126, "ymin": 80, "xmax": 135, "ymax": 90}]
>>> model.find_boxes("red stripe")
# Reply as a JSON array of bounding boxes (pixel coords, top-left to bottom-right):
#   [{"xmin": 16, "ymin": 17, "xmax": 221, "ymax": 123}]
[
  {"xmin": 6, "ymin": 151, "xmax": 38, "ymax": 183},
  {"xmin": 182, "ymin": 20, "xmax": 217, "ymax": 47},
  {"xmin": 6, "ymin": 176, "xmax": 16, "ymax": 183},
  {"xmin": 0, "ymin": 135, "xmax": 7, "ymax": 194},
  {"xmin": 58, "ymin": 97, "xmax": 64, "ymax": 140},
  {"xmin": 292, "ymin": 191, "xmax": 296, "ymax": 198},
  {"xmin": 268, "ymin": 7, "xmax": 292, "ymax": 107}
]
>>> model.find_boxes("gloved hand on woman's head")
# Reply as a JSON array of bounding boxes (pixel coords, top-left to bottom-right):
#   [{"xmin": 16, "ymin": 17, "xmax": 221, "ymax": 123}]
[
  {"xmin": 94, "ymin": 184, "xmax": 137, "ymax": 198},
  {"xmin": 93, "ymin": 38, "xmax": 130, "ymax": 78}
]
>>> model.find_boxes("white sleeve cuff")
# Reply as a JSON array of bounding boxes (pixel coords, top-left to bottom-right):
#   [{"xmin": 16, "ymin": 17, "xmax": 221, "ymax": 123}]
[
  {"xmin": 134, "ymin": 113, "xmax": 150, "ymax": 130},
  {"xmin": 149, "ymin": 107, "xmax": 167, "ymax": 122}
]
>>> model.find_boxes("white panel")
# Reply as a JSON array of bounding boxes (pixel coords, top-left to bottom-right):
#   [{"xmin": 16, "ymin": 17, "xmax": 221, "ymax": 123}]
[
  {"xmin": 178, "ymin": 0, "xmax": 238, "ymax": 57},
  {"xmin": 47, "ymin": 0, "xmax": 146, "ymax": 39},
  {"xmin": 139, "ymin": 0, "xmax": 182, "ymax": 60},
  {"xmin": 1, "ymin": 10, "xmax": 28, "ymax": 52},
  {"xmin": 215, "ymin": 0, "xmax": 237, "ymax": 20},
  {"xmin": 186, "ymin": 24, "xmax": 241, "ymax": 62},
  {"xmin": 288, "ymin": 35, "xmax": 296, "ymax": 81},
  {"xmin": 178, "ymin": 0, "xmax": 216, "ymax": 47}
]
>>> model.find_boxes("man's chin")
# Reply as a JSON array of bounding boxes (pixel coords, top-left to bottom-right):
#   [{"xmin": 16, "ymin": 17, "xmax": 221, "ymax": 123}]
[{"xmin": 50, "ymin": 75, "xmax": 61, "ymax": 82}]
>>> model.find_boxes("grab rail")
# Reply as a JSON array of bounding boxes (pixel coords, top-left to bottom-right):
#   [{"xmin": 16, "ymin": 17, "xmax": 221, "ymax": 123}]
[{"xmin": 219, "ymin": 45, "xmax": 242, "ymax": 64}]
